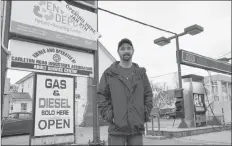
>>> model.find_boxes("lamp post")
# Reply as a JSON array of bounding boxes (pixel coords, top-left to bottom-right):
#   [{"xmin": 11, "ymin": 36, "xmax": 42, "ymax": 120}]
[{"xmin": 154, "ymin": 24, "xmax": 204, "ymax": 128}]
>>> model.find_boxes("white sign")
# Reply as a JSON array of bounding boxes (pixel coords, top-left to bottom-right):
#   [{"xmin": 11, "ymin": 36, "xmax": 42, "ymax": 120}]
[
  {"xmin": 10, "ymin": 1, "xmax": 99, "ymax": 50},
  {"xmin": 58, "ymin": 0, "xmax": 101, "ymax": 40},
  {"xmin": 8, "ymin": 39, "xmax": 94, "ymax": 77},
  {"xmin": 34, "ymin": 74, "xmax": 74, "ymax": 137}
]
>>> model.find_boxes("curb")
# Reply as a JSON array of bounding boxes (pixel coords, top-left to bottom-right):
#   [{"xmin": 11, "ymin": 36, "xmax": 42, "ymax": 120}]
[
  {"xmin": 146, "ymin": 125, "xmax": 231, "ymax": 139},
  {"xmin": 144, "ymin": 135, "xmax": 166, "ymax": 140}
]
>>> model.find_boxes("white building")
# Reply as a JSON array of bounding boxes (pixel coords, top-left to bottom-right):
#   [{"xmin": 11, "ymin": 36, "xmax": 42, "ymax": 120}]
[
  {"xmin": 15, "ymin": 42, "xmax": 116, "ymax": 126},
  {"xmin": 16, "ymin": 74, "xmax": 34, "ymax": 98},
  {"xmin": 204, "ymin": 74, "xmax": 231, "ymax": 124},
  {"xmin": 4, "ymin": 92, "xmax": 32, "ymax": 114}
]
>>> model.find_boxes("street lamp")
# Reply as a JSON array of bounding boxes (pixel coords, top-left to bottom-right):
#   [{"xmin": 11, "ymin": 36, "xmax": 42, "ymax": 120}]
[
  {"xmin": 154, "ymin": 24, "xmax": 204, "ymax": 46},
  {"xmin": 154, "ymin": 24, "xmax": 204, "ymax": 128},
  {"xmin": 184, "ymin": 24, "xmax": 204, "ymax": 35}
]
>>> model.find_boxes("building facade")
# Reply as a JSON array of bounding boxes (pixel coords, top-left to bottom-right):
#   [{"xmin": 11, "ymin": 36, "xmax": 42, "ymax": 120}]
[
  {"xmin": 4, "ymin": 92, "xmax": 32, "ymax": 115},
  {"xmin": 204, "ymin": 74, "xmax": 231, "ymax": 124}
]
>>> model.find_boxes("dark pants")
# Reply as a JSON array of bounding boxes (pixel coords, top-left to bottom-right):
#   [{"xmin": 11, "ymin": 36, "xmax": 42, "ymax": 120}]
[{"xmin": 108, "ymin": 134, "xmax": 143, "ymax": 145}]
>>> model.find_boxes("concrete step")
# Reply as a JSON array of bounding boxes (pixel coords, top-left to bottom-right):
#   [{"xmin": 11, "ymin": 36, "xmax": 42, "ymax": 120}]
[{"xmin": 146, "ymin": 125, "xmax": 231, "ymax": 138}]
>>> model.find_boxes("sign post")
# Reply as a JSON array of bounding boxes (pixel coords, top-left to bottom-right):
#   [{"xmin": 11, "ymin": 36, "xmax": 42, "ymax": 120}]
[{"xmin": 30, "ymin": 73, "xmax": 75, "ymax": 145}]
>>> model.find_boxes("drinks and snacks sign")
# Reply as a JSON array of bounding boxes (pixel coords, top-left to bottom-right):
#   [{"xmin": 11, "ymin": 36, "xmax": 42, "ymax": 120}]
[
  {"xmin": 10, "ymin": 1, "xmax": 100, "ymax": 50},
  {"xmin": 8, "ymin": 39, "xmax": 94, "ymax": 77}
]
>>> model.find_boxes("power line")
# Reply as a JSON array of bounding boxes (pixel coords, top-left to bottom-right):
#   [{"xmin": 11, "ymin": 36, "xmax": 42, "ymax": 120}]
[
  {"xmin": 98, "ymin": 7, "xmax": 177, "ymax": 35},
  {"xmin": 149, "ymin": 71, "xmax": 179, "ymax": 79},
  {"xmin": 216, "ymin": 51, "xmax": 231, "ymax": 59},
  {"xmin": 149, "ymin": 68, "xmax": 189, "ymax": 79}
]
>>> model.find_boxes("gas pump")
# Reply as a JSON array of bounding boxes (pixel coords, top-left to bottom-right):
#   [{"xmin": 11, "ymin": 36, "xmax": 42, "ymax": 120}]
[
  {"xmin": 182, "ymin": 74, "xmax": 207, "ymax": 128},
  {"xmin": 193, "ymin": 93, "xmax": 207, "ymax": 127}
]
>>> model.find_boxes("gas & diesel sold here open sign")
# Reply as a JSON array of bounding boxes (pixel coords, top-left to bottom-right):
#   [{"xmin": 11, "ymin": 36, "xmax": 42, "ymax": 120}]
[{"xmin": 34, "ymin": 73, "xmax": 74, "ymax": 137}]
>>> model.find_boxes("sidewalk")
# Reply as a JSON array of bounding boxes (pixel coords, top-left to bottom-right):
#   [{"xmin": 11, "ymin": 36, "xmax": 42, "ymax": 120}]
[
  {"xmin": 1, "ymin": 126, "xmax": 109, "ymax": 145},
  {"xmin": 1, "ymin": 126, "xmax": 231, "ymax": 145},
  {"xmin": 173, "ymin": 130, "xmax": 231, "ymax": 145}
]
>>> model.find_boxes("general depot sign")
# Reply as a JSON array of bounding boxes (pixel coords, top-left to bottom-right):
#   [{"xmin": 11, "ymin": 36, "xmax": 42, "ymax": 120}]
[
  {"xmin": 8, "ymin": 39, "xmax": 94, "ymax": 77},
  {"xmin": 10, "ymin": 1, "xmax": 98, "ymax": 50},
  {"xmin": 179, "ymin": 49, "xmax": 231, "ymax": 75},
  {"xmin": 33, "ymin": 73, "xmax": 74, "ymax": 139}
]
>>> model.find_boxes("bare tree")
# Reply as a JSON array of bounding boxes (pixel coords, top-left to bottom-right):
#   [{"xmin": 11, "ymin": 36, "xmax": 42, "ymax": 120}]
[
  {"xmin": 150, "ymin": 81, "xmax": 175, "ymax": 109},
  {"xmin": 172, "ymin": 72, "xmax": 179, "ymax": 88},
  {"xmin": 151, "ymin": 82, "xmax": 167, "ymax": 108}
]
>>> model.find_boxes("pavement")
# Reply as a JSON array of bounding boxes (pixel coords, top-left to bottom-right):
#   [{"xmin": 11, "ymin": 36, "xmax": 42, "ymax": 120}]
[
  {"xmin": 1, "ymin": 126, "xmax": 231, "ymax": 145},
  {"xmin": 171, "ymin": 131, "xmax": 231, "ymax": 145}
]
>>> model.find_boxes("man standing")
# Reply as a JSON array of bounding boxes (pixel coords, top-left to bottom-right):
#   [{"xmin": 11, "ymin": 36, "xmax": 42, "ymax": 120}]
[{"xmin": 97, "ymin": 38, "xmax": 153, "ymax": 145}]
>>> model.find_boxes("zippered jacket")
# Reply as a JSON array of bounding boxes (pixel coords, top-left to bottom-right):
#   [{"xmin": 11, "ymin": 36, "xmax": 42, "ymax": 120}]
[{"xmin": 97, "ymin": 61, "xmax": 153, "ymax": 135}]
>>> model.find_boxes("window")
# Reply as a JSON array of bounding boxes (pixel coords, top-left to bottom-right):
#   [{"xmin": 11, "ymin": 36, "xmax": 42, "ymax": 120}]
[
  {"xmin": 21, "ymin": 103, "xmax": 27, "ymax": 111},
  {"xmin": 229, "ymin": 83, "xmax": 231, "ymax": 102},
  {"xmin": 213, "ymin": 95, "xmax": 219, "ymax": 101},
  {"xmin": 11, "ymin": 105, "xmax": 13, "ymax": 111},
  {"xmin": 212, "ymin": 84, "xmax": 218, "ymax": 95}
]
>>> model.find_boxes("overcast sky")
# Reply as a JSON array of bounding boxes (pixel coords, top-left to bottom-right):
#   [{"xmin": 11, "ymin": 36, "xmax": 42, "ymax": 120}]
[
  {"xmin": 7, "ymin": 1, "xmax": 231, "ymax": 88},
  {"xmin": 98, "ymin": 1, "xmax": 231, "ymax": 88}
]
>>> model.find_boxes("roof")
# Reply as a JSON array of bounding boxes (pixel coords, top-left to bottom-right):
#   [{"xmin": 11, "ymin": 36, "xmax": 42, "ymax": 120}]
[
  {"xmin": 16, "ymin": 73, "xmax": 34, "ymax": 84},
  {"xmin": 8, "ymin": 92, "xmax": 32, "ymax": 100},
  {"xmin": 98, "ymin": 41, "xmax": 116, "ymax": 62},
  {"xmin": 182, "ymin": 74, "xmax": 204, "ymax": 81},
  {"xmin": 204, "ymin": 74, "xmax": 231, "ymax": 83}
]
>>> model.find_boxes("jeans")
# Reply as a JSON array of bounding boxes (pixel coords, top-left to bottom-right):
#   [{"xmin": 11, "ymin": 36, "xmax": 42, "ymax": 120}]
[{"xmin": 108, "ymin": 134, "xmax": 143, "ymax": 145}]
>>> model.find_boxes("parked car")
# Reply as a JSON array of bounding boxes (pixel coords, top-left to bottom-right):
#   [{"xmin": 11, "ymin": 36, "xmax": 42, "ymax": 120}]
[
  {"xmin": 164, "ymin": 111, "xmax": 176, "ymax": 119},
  {"xmin": 2, "ymin": 112, "xmax": 33, "ymax": 137}
]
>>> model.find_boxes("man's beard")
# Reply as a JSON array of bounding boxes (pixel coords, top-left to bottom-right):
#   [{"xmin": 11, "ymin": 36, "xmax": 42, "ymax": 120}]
[{"xmin": 121, "ymin": 54, "xmax": 132, "ymax": 61}]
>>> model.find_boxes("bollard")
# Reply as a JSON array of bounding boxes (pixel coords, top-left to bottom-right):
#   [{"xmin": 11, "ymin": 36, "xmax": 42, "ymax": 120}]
[
  {"xmin": 222, "ymin": 108, "xmax": 225, "ymax": 125},
  {"xmin": 145, "ymin": 121, "xmax": 148, "ymax": 136},
  {"xmin": 172, "ymin": 118, "xmax": 176, "ymax": 127},
  {"xmin": 151, "ymin": 116, "xmax": 154, "ymax": 136},
  {"xmin": 157, "ymin": 110, "xmax": 160, "ymax": 135}
]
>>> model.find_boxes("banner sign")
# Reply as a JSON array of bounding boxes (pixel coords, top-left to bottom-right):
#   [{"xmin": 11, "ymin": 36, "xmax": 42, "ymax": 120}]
[
  {"xmin": 179, "ymin": 49, "xmax": 231, "ymax": 75},
  {"xmin": 10, "ymin": 1, "xmax": 99, "ymax": 50},
  {"xmin": 58, "ymin": 0, "xmax": 100, "ymax": 40},
  {"xmin": 8, "ymin": 40, "xmax": 94, "ymax": 77},
  {"xmin": 33, "ymin": 73, "xmax": 74, "ymax": 137}
]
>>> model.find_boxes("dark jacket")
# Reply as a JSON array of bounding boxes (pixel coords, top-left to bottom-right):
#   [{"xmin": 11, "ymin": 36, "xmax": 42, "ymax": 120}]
[{"xmin": 97, "ymin": 61, "xmax": 153, "ymax": 135}]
